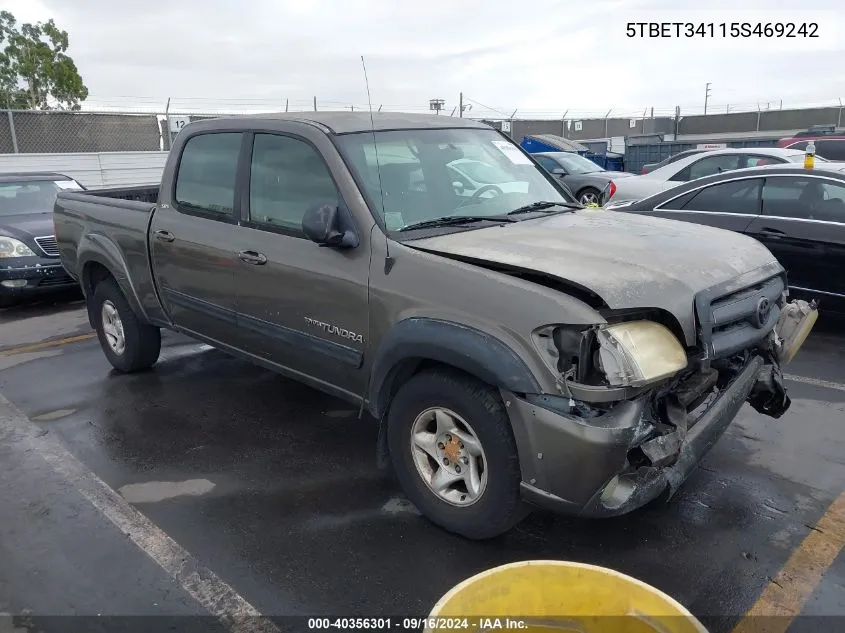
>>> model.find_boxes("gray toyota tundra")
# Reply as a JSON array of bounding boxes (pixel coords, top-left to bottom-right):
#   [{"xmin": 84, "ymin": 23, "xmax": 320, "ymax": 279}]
[{"xmin": 54, "ymin": 112, "xmax": 817, "ymax": 539}]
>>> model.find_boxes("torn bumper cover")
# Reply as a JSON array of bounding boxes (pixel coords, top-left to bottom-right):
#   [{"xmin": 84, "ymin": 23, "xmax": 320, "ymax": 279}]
[{"xmin": 504, "ymin": 354, "xmax": 780, "ymax": 518}]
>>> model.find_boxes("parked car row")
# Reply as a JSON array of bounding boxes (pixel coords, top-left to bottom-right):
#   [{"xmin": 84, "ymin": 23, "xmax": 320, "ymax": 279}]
[{"xmin": 602, "ymin": 148, "xmax": 819, "ymax": 205}]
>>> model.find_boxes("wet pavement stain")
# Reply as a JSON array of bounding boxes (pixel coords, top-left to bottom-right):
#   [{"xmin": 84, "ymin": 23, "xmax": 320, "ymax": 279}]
[
  {"xmin": 119, "ymin": 479, "xmax": 216, "ymax": 503},
  {"xmin": 31, "ymin": 409, "xmax": 76, "ymax": 422}
]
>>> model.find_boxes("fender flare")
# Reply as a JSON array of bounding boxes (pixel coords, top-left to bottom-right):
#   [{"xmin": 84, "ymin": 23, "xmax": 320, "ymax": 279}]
[
  {"xmin": 78, "ymin": 234, "xmax": 149, "ymax": 327},
  {"xmin": 367, "ymin": 317, "xmax": 542, "ymax": 420}
]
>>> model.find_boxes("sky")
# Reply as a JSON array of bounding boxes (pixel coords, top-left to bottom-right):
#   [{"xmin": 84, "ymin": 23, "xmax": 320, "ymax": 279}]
[{"xmin": 4, "ymin": 0, "xmax": 844, "ymax": 119}]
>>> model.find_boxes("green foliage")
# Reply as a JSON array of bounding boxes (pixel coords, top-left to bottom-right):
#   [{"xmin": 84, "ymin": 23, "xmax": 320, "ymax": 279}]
[{"xmin": 0, "ymin": 11, "xmax": 88, "ymax": 110}]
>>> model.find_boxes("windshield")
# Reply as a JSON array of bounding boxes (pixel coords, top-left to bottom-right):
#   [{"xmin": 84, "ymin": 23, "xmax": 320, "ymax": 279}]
[
  {"xmin": 335, "ymin": 128, "xmax": 576, "ymax": 231},
  {"xmin": 0, "ymin": 179, "xmax": 83, "ymax": 216},
  {"xmin": 551, "ymin": 152, "xmax": 605, "ymax": 174}
]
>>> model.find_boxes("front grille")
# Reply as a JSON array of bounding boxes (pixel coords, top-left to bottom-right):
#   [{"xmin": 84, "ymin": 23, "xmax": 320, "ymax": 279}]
[
  {"xmin": 695, "ymin": 274, "xmax": 786, "ymax": 360},
  {"xmin": 34, "ymin": 235, "xmax": 59, "ymax": 257}
]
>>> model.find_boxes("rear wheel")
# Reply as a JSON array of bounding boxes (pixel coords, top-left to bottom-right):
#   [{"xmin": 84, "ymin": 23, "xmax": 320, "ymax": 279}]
[
  {"xmin": 578, "ymin": 187, "xmax": 601, "ymax": 206},
  {"xmin": 92, "ymin": 277, "xmax": 161, "ymax": 372},
  {"xmin": 386, "ymin": 369, "xmax": 526, "ymax": 539}
]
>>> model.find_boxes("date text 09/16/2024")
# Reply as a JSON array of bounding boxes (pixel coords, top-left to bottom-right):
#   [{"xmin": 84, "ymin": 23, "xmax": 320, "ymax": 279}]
[
  {"xmin": 307, "ymin": 617, "xmax": 528, "ymax": 630},
  {"xmin": 626, "ymin": 22, "xmax": 819, "ymax": 38}
]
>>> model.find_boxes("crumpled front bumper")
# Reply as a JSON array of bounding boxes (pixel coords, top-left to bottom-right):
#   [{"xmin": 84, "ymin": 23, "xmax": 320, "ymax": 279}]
[{"xmin": 503, "ymin": 354, "xmax": 771, "ymax": 518}]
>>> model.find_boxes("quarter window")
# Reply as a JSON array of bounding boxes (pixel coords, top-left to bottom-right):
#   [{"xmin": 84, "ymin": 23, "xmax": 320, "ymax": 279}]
[
  {"xmin": 175, "ymin": 133, "xmax": 242, "ymax": 216},
  {"xmin": 249, "ymin": 134, "xmax": 339, "ymax": 231}
]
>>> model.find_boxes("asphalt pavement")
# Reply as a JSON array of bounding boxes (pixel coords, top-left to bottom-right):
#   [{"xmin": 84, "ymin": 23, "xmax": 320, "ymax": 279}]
[{"xmin": 1, "ymin": 298, "xmax": 845, "ymax": 633}]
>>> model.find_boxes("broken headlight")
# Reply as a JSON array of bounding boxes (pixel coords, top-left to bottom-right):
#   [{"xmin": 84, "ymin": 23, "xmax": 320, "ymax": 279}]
[{"xmin": 595, "ymin": 320, "xmax": 687, "ymax": 387}]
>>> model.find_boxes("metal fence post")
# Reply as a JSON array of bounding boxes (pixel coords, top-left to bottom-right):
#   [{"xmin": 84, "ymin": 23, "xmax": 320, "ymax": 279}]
[
  {"xmin": 7, "ymin": 109, "xmax": 19, "ymax": 153},
  {"xmin": 165, "ymin": 98, "xmax": 172, "ymax": 150}
]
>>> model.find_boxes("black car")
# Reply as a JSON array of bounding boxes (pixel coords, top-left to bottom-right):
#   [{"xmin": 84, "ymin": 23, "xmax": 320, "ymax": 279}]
[
  {"xmin": 610, "ymin": 163, "xmax": 845, "ymax": 313},
  {"xmin": 532, "ymin": 151, "xmax": 633, "ymax": 205},
  {"xmin": 0, "ymin": 172, "xmax": 84, "ymax": 307}
]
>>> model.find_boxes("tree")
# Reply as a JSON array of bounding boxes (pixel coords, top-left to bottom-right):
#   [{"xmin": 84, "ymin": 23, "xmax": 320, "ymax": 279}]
[{"xmin": 0, "ymin": 11, "xmax": 88, "ymax": 110}]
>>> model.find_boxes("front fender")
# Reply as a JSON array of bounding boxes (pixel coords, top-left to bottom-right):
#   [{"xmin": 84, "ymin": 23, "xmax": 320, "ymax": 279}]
[{"xmin": 367, "ymin": 317, "xmax": 543, "ymax": 419}]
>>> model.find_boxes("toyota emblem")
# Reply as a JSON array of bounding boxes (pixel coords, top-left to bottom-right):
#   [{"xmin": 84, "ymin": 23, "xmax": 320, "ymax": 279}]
[{"xmin": 752, "ymin": 297, "xmax": 771, "ymax": 328}]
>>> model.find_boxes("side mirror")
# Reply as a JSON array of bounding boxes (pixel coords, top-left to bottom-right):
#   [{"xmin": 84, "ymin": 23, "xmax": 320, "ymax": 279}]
[
  {"xmin": 302, "ymin": 203, "xmax": 358, "ymax": 248},
  {"xmin": 452, "ymin": 180, "xmax": 465, "ymax": 193},
  {"xmin": 552, "ymin": 168, "xmax": 567, "ymax": 176}
]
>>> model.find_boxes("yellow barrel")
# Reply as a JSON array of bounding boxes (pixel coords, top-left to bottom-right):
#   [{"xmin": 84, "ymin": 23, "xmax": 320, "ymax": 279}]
[{"xmin": 425, "ymin": 560, "xmax": 707, "ymax": 633}]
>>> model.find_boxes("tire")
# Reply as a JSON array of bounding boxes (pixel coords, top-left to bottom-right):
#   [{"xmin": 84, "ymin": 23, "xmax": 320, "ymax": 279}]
[
  {"xmin": 577, "ymin": 187, "xmax": 601, "ymax": 206},
  {"xmin": 92, "ymin": 277, "xmax": 161, "ymax": 372},
  {"xmin": 386, "ymin": 368, "xmax": 526, "ymax": 539}
]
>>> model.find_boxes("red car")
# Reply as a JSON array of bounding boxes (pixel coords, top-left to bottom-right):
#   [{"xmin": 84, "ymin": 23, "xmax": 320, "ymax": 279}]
[{"xmin": 778, "ymin": 126, "xmax": 845, "ymax": 160}]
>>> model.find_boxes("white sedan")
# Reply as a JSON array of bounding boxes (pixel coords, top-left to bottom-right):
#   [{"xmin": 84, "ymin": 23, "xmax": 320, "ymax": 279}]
[{"xmin": 604, "ymin": 147, "xmax": 822, "ymax": 207}]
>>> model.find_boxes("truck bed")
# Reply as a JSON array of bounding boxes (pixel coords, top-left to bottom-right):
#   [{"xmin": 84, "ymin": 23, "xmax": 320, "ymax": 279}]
[
  {"xmin": 84, "ymin": 184, "xmax": 160, "ymax": 203},
  {"xmin": 54, "ymin": 185, "xmax": 162, "ymax": 322}
]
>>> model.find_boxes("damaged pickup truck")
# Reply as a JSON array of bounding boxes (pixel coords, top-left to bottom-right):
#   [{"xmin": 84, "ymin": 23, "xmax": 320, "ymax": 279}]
[{"xmin": 53, "ymin": 113, "xmax": 817, "ymax": 539}]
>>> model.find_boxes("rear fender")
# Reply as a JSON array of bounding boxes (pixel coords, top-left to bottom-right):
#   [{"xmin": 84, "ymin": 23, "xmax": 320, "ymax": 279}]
[{"xmin": 78, "ymin": 233, "xmax": 149, "ymax": 326}]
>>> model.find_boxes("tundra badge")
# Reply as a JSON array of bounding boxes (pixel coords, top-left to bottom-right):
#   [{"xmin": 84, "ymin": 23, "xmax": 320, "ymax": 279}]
[{"xmin": 304, "ymin": 317, "xmax": 364, "ymax": 343}]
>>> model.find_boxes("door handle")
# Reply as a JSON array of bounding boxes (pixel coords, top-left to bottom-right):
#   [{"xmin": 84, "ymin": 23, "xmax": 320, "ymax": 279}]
[
  {"xmin": 238, "ymin": 250, "xmax": 267, "ymax": 265},
  {"xmin": 154, "ymin": 230, "xmax": 175, "ymax": 243},
  {"xmin": 759, "ymin": 227, "xmax": 786, "ymax": 239}
]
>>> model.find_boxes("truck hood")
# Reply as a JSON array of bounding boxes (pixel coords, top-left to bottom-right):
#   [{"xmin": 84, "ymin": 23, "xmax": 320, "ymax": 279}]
[{"xmin": 407, "ymin": 209, "xmax": 782, "ymax": 345}]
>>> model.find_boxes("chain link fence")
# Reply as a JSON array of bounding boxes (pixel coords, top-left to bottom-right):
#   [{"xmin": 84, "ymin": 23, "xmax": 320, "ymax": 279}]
[{"xmin": 2, "ymin": 102, "xmax": 843, "ymax": 155}]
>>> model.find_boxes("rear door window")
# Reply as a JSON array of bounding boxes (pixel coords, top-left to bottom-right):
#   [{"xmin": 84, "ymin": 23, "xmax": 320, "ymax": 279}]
[
  {"xmin": 681, "ymin": 178, "xmax": 762, "ymax": 214},
  {"xmin": 175, "ymin": 132, "xmax": 243, "ymax": 217}
]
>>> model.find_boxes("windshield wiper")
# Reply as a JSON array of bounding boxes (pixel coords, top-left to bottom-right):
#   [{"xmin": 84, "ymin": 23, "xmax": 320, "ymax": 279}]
[
  {"xmin": 506, "ymin": 201, "xmax": 582, "ymax": 216},
  {"xmin": 397, "ymin": 215, "xmax": 515, "ymax": 232}
]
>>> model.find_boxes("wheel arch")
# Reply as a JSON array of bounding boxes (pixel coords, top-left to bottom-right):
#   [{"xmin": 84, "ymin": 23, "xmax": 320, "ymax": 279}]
[
  {"xmin": 367, "ymin": 318, "xmax": 542, "ymax": 421},
  {"xmin": 78, "ymin": 241, "xmax": 148, "ymax": 328}
]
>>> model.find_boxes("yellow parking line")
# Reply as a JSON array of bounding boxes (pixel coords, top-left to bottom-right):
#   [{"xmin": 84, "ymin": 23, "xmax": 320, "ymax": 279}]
[
  {"xmin": 0, "ymin": 332, "xmax": 96, "ymax": 357},
  {"xmin": 732, "ymin": 490, "xmax": 845, "ymax": 633}
]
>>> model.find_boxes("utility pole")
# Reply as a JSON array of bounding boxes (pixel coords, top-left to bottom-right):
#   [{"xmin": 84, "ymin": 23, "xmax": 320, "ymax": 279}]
[
  {"xmin": 313, "ymin": 96, "xmax": 317, "ymax": 111},
  {"xmin": 704, "ymin": 82, "xmax": 712, "ymax": 115},
  {"xmin": 459, "ymin": 92, "xmax": 463, "ymax": 118},
  {"xmin": 285, "ymin": 98, "xmax": 289, "ymax": 112}
]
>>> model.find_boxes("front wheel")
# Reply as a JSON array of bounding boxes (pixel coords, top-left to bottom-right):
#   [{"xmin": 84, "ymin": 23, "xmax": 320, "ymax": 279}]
[
  {"xmin": 386, "ymin": 369, "xmax": 526, "ymax": 539},
  {"xmin": 93, "ymin": 277, "xmax": 161, "ymax": 373}
]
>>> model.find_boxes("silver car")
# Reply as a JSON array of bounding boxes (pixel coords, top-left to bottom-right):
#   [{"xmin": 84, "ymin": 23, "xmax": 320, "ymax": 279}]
[{"xmin": 604, "ymin": 147, "xmax": 820, "ymax": 207}]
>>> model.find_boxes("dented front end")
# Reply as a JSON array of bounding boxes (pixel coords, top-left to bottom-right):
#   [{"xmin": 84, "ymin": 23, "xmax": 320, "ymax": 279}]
[{"xmin": 506, "ymin": 271, "xmax": 817, "ymax": 518}]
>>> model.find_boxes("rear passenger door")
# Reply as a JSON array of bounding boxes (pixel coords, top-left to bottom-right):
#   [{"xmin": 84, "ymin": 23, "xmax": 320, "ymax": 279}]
[
  {"xmin": 650, "ymin": 177, "xmax": 763, "ymax": 233},
  {"xmin": 746, "ymin": 176, "xmax": 845, "ymax": 300},
  {"xmin": 232, "ymin": 130, "xmax": 371, "ymax": 399},
  {"xmin": 150, "ymin": 131, "xmax": 244, "ymax": 349}
]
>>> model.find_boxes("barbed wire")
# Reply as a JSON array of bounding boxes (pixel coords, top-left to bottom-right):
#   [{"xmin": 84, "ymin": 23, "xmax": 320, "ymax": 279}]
[{"xmin": 62, "ymin": 93, "xmax": 845, "ymax": 120}]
